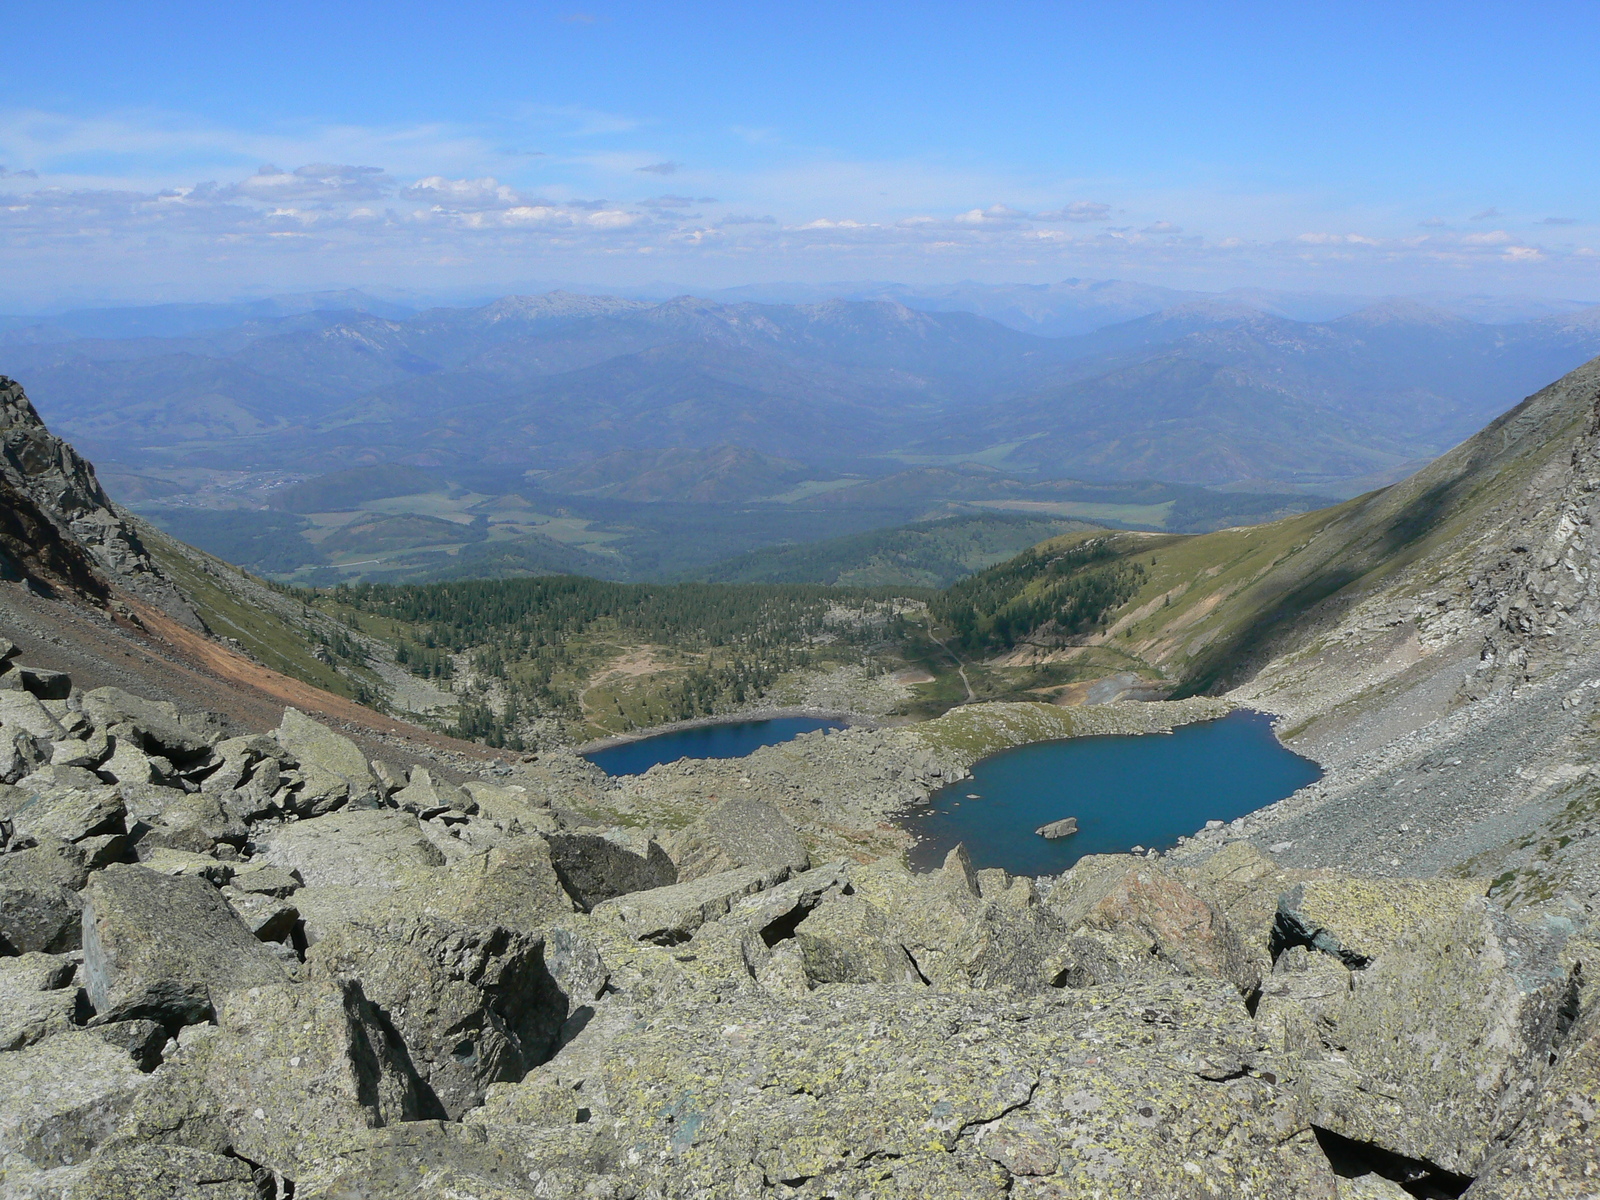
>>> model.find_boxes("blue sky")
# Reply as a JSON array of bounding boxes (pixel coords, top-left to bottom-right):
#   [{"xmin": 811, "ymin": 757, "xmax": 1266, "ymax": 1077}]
[{"xmin": 4, "ymin": 1, "xmax": 1597, "ymax": 304}]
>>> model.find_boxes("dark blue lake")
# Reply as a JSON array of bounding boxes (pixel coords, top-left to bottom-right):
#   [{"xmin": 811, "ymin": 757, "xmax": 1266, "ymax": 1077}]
[
  {"xmin": 584, "ymin": 716, "xmax": 848, "ymax": 776},
  {"xmin": 905, "ymin": 710, "xmax": 1320, "ymax": 876}
]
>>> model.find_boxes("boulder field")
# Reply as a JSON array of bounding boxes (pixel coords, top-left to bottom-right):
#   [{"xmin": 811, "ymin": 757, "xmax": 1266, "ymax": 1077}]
[{"xmin": 0, "ymin": 645, "xmax": 1594, "ymax": 1199}]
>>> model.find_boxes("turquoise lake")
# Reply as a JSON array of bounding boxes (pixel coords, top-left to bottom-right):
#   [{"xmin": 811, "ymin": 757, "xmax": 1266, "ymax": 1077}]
[
  {"xmin": 584, "ymin": 716, "xmax": 848, "ymax": 776},
  {"xmin": 905, "ymin": 710, "xmax": 1321, "ymax": 875}
]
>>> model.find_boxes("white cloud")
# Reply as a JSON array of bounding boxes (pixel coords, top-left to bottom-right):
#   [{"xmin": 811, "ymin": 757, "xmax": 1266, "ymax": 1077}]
[
  {"xmin": 1296, "ymin": 232, "xmax": 1380, "ymax": 246},
  {"xmin": 0, "ymin": 107, "xmax": 1594, "ymax": 301},
  {"xmin": 225, "ymin": 163, "xmax": 393, "ymax": 203},
  {"xmin": 639, "ymin": 194, "xmax": 705, "ymax": 209},
  {"xmin": 405, "ymin": 175, "xmax": 523, "ymax": 208}
]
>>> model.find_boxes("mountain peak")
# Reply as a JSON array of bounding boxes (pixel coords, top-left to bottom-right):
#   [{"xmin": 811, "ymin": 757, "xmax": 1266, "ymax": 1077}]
[
  {"xmin": 1332, "ymin": 297, "xmax": 1475, "ymax": 329},
  {"xmin": 478, "ymin": 291, "xmax": 652, "ymax": 323}
]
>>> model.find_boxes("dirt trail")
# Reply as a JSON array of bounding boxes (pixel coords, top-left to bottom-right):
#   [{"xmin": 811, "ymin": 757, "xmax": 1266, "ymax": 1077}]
[{"xmin": 927, "ymin": 631, "xmax": 975, "ymax": 704}]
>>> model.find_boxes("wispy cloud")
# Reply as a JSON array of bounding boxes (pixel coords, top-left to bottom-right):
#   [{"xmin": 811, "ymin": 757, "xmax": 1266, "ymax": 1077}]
[
  {"xmin": 0, "ymin": 108, "xmax": 1592, "ymax": 302},
  {"xmin": 639, "ymin": 194, "xmax": 717, "ymax": 209},
  {"xmin": 1035, "ymin": 201, "xmax": 1112, "ymax": 222},
  {"xmin": 227, "ymin": 163, "xmax": 393, "ymax": 203}
]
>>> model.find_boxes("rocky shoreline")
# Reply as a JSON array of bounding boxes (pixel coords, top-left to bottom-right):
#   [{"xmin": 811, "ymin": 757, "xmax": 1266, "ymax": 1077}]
[{"xmin": 593, "ymin": 695, "xmax": 1235, "ymax": 863}]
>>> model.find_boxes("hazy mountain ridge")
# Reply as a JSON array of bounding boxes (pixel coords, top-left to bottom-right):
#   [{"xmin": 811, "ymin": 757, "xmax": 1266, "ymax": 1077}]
[
  {"xmin": 931, "ymin": 300, "xmax": 1600, "ymax": 482},
  {"xmin": 9, "ymin": 284, "xmax": 1600, "ymax": 590},
  {"xmin": 10, "ymin": 288, "xmax": 1598, "ymax": 492}
]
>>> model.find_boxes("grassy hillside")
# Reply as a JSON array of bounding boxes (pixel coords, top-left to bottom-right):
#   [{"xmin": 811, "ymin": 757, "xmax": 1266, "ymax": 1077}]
[{"xmin": 138, "ymin": 520, "xmax": 387, "ymax": 704}]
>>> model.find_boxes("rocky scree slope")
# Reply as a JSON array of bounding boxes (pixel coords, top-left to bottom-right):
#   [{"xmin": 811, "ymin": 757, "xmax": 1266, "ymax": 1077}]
[{"xmin": 0, "ymin": 645, "xmax": 1594, "ymax": 1198}]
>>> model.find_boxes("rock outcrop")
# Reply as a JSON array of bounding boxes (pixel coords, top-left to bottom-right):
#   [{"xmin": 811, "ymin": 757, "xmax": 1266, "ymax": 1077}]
[
  {"xmin": 0, "ymin": 376, "xmax": 201, "ymax": 626},
  {"xmin": 1035, "ymin": 815, "xmax": 1078, "ymax": 838}
]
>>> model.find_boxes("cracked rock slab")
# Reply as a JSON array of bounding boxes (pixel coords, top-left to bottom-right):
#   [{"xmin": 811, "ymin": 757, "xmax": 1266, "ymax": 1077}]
[
  {"xmin": 0, "ymin": 951, "xmax": 78, "ymax": 1050},
  {"xmin": 255, "ymin": 809, "xmax": 445, "ymax": 890},
  {"xmin": 1465, "ymin": 995, "xmax": 1600, "ymax": 1197},
  {"xmin": 0, "ymin": 837, "xmax": 88, "ymax": 954},
  {"xmin": 120, "ymin": 979, "xmax": 440, "ymax": 1181},
  {"xmin": 307, "ymin": 915, "xmax": 568, "ymax": 1118},
  {"xmin": 590, "ymin": 866, "xmax": 780, "ymax": 944},
  {"xmin": 665, "ymin": 798, "xmax": 810, "ymax": 883},
  {"xmin": 0, "ymin": 1030, "xmax": 150, "ymax": 1174},
  {"xmin": 472, "ymin": 977, "xmax": 1337, "ymax": 1199},
  {"xmin": 1293, "ymin": 895, "xmax": 1578, "ymax": 1176}
]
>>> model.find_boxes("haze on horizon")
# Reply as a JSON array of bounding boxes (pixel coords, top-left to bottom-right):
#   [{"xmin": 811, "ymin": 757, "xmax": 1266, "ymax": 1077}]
[{"xmin": 3, "ymin": 0, "xmax": 1597, "ymax": 309}]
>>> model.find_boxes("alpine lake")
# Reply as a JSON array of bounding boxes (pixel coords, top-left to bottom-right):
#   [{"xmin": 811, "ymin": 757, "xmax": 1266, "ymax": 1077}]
[
  {"xmin": 583, "ymin": 715, "xmax": 847, "ymax": 776},
  {"xmin": 583, "ymin": 709, "xmax": 1319, "ymax": 876},
  {"xmin": 906, "ymin": 709, "xmax": 1321, "ymax": 875}
]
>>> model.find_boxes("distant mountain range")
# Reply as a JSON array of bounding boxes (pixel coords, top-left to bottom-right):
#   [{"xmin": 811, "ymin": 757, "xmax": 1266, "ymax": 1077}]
[
  {"xmin": 9, "ymin": 278, "xmax": 1591, "ymax": 342},
  {"xmin": 4, "ymin": 279, "xmax": 1598, "ymax": 587},
  {"xmin": 690, "ymin": 279, "xmax": 1597, "ymax": 334},
  {"xmin": 8, "ymin": 286, "xmax": 1600, "ymax": 493}
]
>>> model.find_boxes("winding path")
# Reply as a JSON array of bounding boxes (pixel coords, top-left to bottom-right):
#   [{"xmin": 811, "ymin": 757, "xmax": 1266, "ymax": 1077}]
[{"xmin": 928, "ymin": 631, "xmax": 976, "ymax": 705}]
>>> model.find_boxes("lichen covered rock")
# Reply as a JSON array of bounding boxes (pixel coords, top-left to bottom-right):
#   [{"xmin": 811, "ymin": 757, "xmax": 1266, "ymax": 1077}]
[
  {"xmin": 307, "ymin": 915, "xmax": 569, "ymax": 1117},
  {"xmin": 80, "ymin": 864, "xmax": 285, "ymax": 1027},
  {"xmin": 472, "ymin": 978, "xmax": 1338, "ymax": 1199}
]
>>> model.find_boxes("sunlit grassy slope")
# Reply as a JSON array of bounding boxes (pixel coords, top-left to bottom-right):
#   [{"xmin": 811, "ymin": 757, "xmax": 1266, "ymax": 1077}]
[
  {"xmin": 138, "ymin": 520, "xmax": 380, "ymax": 701},
  {"xmin": 982, "ymin": 360, "xmax": 1600, "ymax": 699}
]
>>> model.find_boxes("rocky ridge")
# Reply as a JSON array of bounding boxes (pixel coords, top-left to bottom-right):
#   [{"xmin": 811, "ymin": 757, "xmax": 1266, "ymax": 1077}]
[
  {"xmin": 0, "ymin": 377, "xmax": 201, "ymax": 631},
  {"xmin": 1147, "ymin": 358, "xmax": 1600, "ymax": 915}
]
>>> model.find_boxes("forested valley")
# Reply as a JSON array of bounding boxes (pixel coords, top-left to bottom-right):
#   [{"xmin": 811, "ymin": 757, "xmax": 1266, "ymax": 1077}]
[{"xmin": 309, "ymin": 536, "xmax": 1148, "ymax": 747}]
